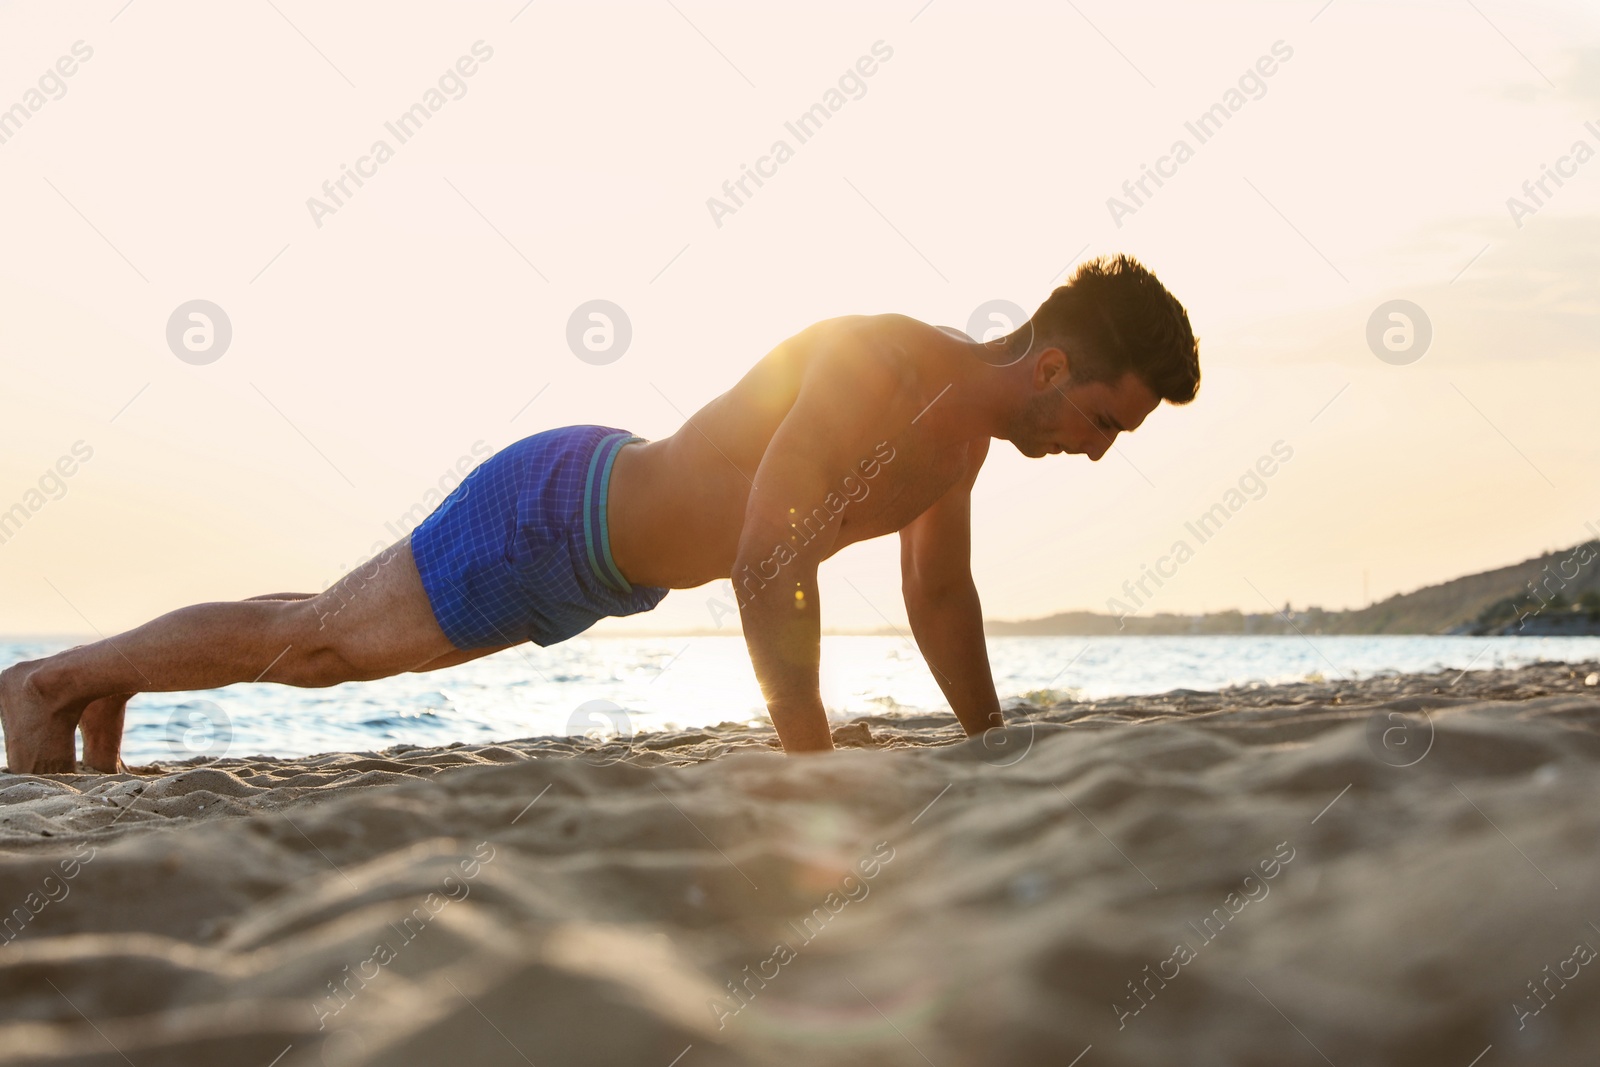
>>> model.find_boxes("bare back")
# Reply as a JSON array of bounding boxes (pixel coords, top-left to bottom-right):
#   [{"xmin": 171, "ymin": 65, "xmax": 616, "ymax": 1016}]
[{"xmin": 608, "ymin": 314, "xmax": 989, "ymax": 589}]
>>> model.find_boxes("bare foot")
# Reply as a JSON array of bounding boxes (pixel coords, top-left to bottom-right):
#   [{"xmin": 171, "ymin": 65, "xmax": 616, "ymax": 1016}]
[
  {"xmin": 0, "ymin": 663, "xmax": 82, "ymax": 775},
  {"xmin": 79, "ymin": 693, "xmax": 133, "ymax": 773}
]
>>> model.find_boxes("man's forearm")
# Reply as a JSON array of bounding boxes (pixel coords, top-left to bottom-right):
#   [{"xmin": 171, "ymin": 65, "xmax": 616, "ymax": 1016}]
[
  {"xmin": 907, "ymin": 580, "xmax": 1003, "ymax": 736},
  {"xmin": 737, "ymin": 559, "xmax": 834, "ymax": 753}
]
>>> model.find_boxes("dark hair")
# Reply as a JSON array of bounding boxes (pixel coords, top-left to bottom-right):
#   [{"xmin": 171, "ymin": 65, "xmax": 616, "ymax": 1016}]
[{"xmin": 1020, "ymin": 254, "xmax": 1200, "ymax": 404}]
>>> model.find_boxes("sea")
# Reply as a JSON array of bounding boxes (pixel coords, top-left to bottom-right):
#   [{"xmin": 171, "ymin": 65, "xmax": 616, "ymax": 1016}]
[{"xmin": 3, "ymin": 634, "xmax": 1598, "ymax": 766}]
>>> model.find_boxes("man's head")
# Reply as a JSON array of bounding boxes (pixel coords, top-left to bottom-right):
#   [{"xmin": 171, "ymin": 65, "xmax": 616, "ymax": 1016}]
[{"xmin": 1002, "ymin": 255, "xmax": 1199, "ymax": 460}]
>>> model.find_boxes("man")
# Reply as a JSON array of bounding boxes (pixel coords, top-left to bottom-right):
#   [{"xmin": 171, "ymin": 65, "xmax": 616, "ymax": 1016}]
[{"xmin": 1, "ymin": 255, "xmax": 1199, "ymax": 773}]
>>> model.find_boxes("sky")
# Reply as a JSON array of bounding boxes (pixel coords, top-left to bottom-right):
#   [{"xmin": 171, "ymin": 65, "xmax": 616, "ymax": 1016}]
[{"xmin": 0, "ymin": 0, "xmax": 1596, "ymax": 637}]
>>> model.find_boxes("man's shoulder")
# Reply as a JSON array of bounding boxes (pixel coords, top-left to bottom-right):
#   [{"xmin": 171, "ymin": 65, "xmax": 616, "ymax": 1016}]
[
  {"xmin": 804, "ymin": 312, "xmax": 950, "ymax": 343},
  {"xmin": 800, "ymin": 314, "xmax": 966, "ymax": 372},
  {"xmin": 778, "ymin": 315, "xmax": 975, "ymax": 420}
]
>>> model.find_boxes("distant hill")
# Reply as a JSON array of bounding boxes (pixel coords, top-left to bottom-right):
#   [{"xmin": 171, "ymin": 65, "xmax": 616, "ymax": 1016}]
[{"xmin": 985, "ymin": 539, "xmax": 1600, "ymax": 637}]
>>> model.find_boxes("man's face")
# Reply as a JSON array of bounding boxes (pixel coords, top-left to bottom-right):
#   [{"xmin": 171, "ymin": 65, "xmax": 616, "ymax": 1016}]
[{"xmin": 1011, "ymin": 352, "xmax": 1161, "ymax": 461}]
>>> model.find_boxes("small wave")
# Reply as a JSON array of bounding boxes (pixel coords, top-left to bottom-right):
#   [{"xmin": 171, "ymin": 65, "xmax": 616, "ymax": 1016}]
[{"xmin": 359, "ymin": 710, "xmax": 443, "ymax": 728}]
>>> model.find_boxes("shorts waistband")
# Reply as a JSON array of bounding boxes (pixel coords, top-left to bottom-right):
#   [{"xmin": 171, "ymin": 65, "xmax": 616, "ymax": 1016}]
[{"xmin": 581, "ymin": 430, "xmax": 642, "ymax": 594}]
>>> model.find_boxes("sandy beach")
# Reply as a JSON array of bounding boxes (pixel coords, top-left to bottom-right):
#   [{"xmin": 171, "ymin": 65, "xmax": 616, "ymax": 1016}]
[{"xmin": 3, "ymin": 660, "xmax": 1600, "ymax": 1066}]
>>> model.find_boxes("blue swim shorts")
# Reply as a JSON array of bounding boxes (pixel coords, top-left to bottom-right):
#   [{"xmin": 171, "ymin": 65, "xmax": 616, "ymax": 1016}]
[{"xmin": 410, "ymin": 425, "xmax": 670, "ymax": 649}]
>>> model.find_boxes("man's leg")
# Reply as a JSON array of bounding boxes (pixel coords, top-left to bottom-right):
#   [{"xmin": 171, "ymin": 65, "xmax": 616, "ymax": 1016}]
[
  {"xmin": 75, "ymin": 593, "xmax": 517, "ymax": 773},
  {"xmin": 2, "ymin": 540, "xmax": 457, "ymax": 774},
  {"xmin": 77, "ymin": 592, "xmax": 311, "ymax": 773}
]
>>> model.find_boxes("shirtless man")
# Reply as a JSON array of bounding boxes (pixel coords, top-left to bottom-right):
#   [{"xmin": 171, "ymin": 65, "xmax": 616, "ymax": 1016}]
[{"xmin": 1, "ymin": 255, "xmax": 1199, "ymax": 772}]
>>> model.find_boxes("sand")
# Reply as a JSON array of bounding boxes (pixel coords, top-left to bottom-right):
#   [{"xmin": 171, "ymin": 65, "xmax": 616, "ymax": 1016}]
[{"xmin": 3, "ymin": 659, "xmax": 1600, "ymax": 1066}]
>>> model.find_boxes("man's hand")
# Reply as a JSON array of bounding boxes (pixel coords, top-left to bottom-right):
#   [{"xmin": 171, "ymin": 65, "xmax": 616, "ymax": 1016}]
[{"xmin": 900, "ymin": 438, "xmax": 1004, "ymax": 737}]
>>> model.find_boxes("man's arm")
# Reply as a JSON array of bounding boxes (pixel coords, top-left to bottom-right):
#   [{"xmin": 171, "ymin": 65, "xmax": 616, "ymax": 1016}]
[
  {"xmin": 733, "ymin": 337, "xmax": 901, "ymax": 754},
  {"xmin": 899, "ymin": 438, "xmax": 1004, "ymax": 737}
]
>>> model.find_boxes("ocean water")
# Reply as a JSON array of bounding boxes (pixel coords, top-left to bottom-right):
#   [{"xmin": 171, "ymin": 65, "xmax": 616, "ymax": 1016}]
[{"xmin": 3, "ymin": 635, "xmax": 1598, "ymax": 766}]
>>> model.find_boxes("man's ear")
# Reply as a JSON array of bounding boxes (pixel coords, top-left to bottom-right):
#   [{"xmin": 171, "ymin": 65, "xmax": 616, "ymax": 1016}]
[{"xmin": 1033, "ymin": 347, "xmax": 1068, "ymax": 390}]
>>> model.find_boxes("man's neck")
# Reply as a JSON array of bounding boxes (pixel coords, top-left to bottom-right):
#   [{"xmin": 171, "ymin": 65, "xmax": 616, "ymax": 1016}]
[{"xmin": 942, "ymin": 333, "xmax": 1025, "ymax": 441}]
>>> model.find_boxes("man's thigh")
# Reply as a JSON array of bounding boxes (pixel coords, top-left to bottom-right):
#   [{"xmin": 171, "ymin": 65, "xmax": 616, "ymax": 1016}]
[
  {"xmin": 410, "ymin": 643, "xmax": 518, "ymax": 673},
  {"xmin": 304, "ymin": 540, "xmax": 458, "ymax": 677}
]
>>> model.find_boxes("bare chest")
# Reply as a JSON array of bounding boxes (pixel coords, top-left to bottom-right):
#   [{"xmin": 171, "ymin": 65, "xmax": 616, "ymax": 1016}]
[{"xmin": 829, "ymin": 435, "xmax": 974, "ymax": 548}]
